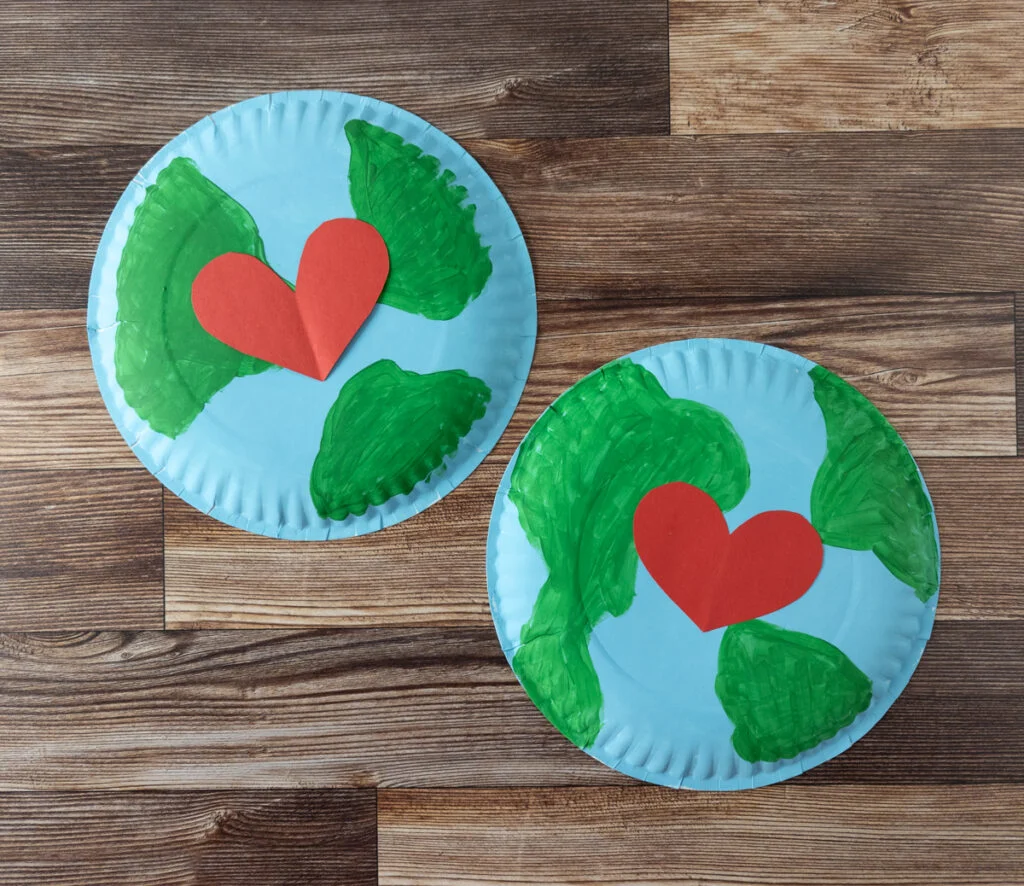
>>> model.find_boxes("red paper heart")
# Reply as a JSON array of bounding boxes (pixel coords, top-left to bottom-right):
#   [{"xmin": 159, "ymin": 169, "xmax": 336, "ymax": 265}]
[
  {"xmin": 633, "ymin": 482, "xmax": 824, "ymax": 632},
  {"xmin": 191, "ymin": 218, "xmax": 389, "ymax": 381}
]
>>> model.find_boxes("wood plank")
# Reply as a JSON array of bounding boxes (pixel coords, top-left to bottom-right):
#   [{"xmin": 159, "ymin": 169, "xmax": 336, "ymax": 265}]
[
  {"xmin": 0, "ymin": 310, "xmax": 137, "ymax": 469},
  {"xmin": 5, "ymin": 131, "xmax": 1024, "ymax": 309},
  {"xmin": 521, "ymin": 293, "xmax": 1016, "ymax": 459},
  {"xmin": 1017, "ymin": 293, "xmax": 1024, "ymax": 453},
  {"xmin": 923, "ymin": 458, "xmax": 1024, "ymax": 621},
  {"xmin": 166, "ymin": 297, "xmax": 1015, "ymax": 630},
  {"xmin": 164, "ymin": 483, "xmax": 494, "ymax": 629},
  {"xmin": 169, "ymin": 456, "xmax": 1024, "ymax": 628},
  {"xmin": 0, "ymin": 146, "xmax": 149, "ymax": 311},
  {"xmin": 0, "ymin": 627, "xmax": 621, "ymax": 789},
  {"xmin": 477, "ymin": 131, "xmax": 1024, "ymax": 297},
  {"xmin": 0, "ymin": 790, "xmax": 375, "ymax": 886},
  {"xmin": 0, "ymin": 0, "xmax": 668, "ymax": 148},
  {"xmin": 378, "ymin": 785, "xmax": 1024, "ymax": 885},
  {"xmin": 5, "ymin": 290, "xmax": 1010, "ymax": 473},
  {"xmin": 670, "ymin": 0, "xmax": 1024, "ymax": 134},
  {"xmin": 0, "ymin": 621, "xmax": 1018, "ymax": 789},
  {"xmin": 0, "ymin": 470, "xmax": 162, "ymax": 630}
]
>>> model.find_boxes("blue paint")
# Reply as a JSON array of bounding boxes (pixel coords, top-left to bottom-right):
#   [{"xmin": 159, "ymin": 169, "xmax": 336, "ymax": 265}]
[
  {"xmin": 89, "ymin": 92, "xmax": 536, "ymax": 539},
  {"xmin": 488, "ymin": 450, "xmax": 551, "ymax": 654},
  {"xmin": 766, "ymin": 545, "xmax": 930, "ymax": 695},
  {"xmin": 644, "ymin": 338, "xmax": 825, "ymax": 527},
  {"xmin": 487, "ymin": 339, "xmax": 939, "ymax": 789},
  {"xmin": 589, "ymin": 561, "xmax": 737, "ymax": 785}
]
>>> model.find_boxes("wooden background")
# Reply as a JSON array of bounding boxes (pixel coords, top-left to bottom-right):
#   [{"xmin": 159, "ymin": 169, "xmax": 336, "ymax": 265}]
[{"xmin": 1, "ymin": 1, "xmax": 1022, "ymax": 883}]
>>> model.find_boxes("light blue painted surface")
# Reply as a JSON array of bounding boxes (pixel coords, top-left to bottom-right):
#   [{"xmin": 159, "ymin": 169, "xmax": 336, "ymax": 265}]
[
  {"xmin": 487, "ymin": 339, "xmax": 939, "ymax": 789},
  {"xmin": 88, "ymin": 91, "xmax": 536, "ymax": 539}
]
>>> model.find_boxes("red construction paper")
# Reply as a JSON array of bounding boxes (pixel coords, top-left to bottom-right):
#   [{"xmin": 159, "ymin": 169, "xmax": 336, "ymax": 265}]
[
  {"xmin": 633, "ymin": 482, "xmax": 824, "ymax": 632},
  {"xmin": 191, "ymin": 218, "xmax": 390, "ymax": 381}
]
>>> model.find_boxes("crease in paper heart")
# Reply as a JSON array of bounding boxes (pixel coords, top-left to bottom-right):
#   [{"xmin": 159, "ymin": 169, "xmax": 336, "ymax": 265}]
[
  {"xmin": 633, "ymin": 482, "xmax": 824, "ymax": 632},
  {"xmin": 191, "ymin": 218, "xmax": 390, "ymax": 381}
]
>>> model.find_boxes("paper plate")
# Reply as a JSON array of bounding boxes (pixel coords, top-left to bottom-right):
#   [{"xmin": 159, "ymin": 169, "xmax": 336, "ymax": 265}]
[
  {"xmin": 88, "ymin": 91, "xmax": 535, "ymax": 539},
  {"xmin": 488, "ymin": 339, "xmax": 940, "ymax": 789}
]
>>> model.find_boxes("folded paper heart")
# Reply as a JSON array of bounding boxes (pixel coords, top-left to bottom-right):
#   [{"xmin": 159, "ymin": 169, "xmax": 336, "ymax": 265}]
[
  {"xmin": 633, "ymin": 482, "xmax": 824, "ymax": 632},
  {"xmin": 191, "ymin": 218, "xmax": 390, "ymax": 381}
]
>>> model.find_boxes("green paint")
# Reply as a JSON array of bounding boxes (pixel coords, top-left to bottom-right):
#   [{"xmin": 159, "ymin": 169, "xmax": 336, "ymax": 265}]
[
  {"xmin": 509, "ymin": 359, "xmax": 751, "ymax": 748},
  {"xmin": 809, "ymin": 365, "xmax": 939, "ymax": 602},
  {"xmin": 345, "ymin": 119, "xmax": 492, "ymax": 321},
  {"xmin": 715, "ymin": 619, "xmax": 873, "ymax": 763},
  {"xmin": 113, "ymin": 157, "xmax": 272, "ymax": 438},
  {"xmin": 311, "ymin": 359, "xmax": 491, "ymax": 520}
]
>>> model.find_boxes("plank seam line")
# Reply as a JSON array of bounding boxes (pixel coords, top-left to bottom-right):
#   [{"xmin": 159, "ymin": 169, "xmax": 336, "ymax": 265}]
[
  {"xmin": 664, "ymin": 0, "xmax": 671, "ymax": 136},
  {"xmin": 1015, "ymin": 293, "xmax": 1021, "ymax": 457}
]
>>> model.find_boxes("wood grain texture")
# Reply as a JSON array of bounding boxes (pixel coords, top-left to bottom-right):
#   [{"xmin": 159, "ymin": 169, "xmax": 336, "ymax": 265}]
[
  {"xmin": 520, "ymin": 293, "xmax": 1016, "ymax": 458},
  {"xmin": 0, "ymin": 628, "xmax": 621, "ymax": 789},
  {"xmin": 0, "ymin": 621, "xmax": 1018, "ymax": 789},
  {"xmin": 670, "ymin": 0, "xmax": 1024, "ymax": 134},
  {"xmin": 6, "ymin": 132, "xmax": 1024, "ymax": 310},
  {"xmin": 0, "ymin": 790, "xmax": 375, "ymax": 886},
  {"xmin": 0, "ymin": 471, "xmax": 162, "ymax": 630},
  {"xmin": 0, "ymin": 0, "xmax": 1021, "ymax": 876},
  {"xmin": 164, "ymin": 482, "xmax": 494, "ymax": 629},
  {"xmin": 476, "ymin": 132, "xmax": 1024, "ymax": 297},
  {"xmin": 0, "ymin": 0, "xmax": 668, "ymax": 148},
  {"xmin": 166, "ymin": 456, "xmax": 1023, "ymax": 627},
  {"xmin": 378, "ymin": 785, "xmax": 1024, "ymax": 885},
  {"xmin": 924, "ymin": 458, "xmax": 1024, "ymax": 620},
  {"xmin": 165, "ymin": 293, "xmax": 1014, "ymax": 629},
  {"xmin": 1017, "ymin": 293, "xmax": 1024, "ymax": 452},
  {"xmin": 163, "ymin": 452, "xmax": 1011, "ymax": 626},
  {"xmin": 2, "ymin": 291, "xmax": 1012, "ymax": 472},
  {"xmin": 0, "ymin": 311, "xmax": 136, "ymax": 469},
  {"xmin": 0, "ymin": 145, "xmax": 149, "ymax": 310}
]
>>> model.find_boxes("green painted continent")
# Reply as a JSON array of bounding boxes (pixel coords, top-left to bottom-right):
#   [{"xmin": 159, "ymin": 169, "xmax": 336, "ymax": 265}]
[
  {"xmin": 311, "ymin": 359, "xmax": 491, "ymax": 520},
  {"xmin": 810, "ymin": 365, "xmax": 939, "ymax": 601},
  {"xmin": 114, "ymin": 157, "xmax": 271, "ymax": 438},
  {"xmin": 345, "ymin": 119, "xmax": 492, "ymax": 321},
  {"xmin": 509, "ymin": 358, "xmax": 750, "ymax": 748},
  {"xmin": 716, "ymin": 619, "xmax": 873, "ymax": 763}
]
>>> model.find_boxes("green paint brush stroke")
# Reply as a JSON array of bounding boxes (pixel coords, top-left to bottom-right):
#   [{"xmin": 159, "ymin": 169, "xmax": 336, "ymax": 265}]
[
  {"xmin": 114, "ymin": 157, "xmax": 272, "ymax": 438},
  {"xmin": 509, "ymin": 359, "xmax": 751, "ymax": 748},
  {"xmin": 311, "ymin": 359, "xmax": 491, "ymax": 520},
  {"xmin": 345, "ymin": 119, "xmax": 492, "ymax": 321},
  {"xmin": 809, "ymin": 365, "xmax": 939, "ymax": 602},
  {"xmin": 716, "ymin": 619, "xmax": 873, "ymax": 763}
]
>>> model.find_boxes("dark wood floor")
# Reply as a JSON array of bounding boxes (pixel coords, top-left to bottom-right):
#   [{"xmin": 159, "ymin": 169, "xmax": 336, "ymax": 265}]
[{"xmin": 1, "ymin": 1, "xmax": 1022, "ymax": 883}]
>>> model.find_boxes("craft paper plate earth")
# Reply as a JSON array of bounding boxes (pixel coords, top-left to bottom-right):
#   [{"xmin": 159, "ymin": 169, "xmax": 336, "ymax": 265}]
[
  {"xmin": 488, "ymin": 339, "xmax": 940, "ymax": 789},
  {"xmin": 89, "ymin": 91, "xmax": 535, "ymax": 539}
]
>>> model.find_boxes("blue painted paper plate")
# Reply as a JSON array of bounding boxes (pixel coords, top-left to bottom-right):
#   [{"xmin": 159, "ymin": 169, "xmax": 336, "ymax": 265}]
[
  {"xmin": 89, "ymin": 91, "xmax": 536, "ymax": 539},
  {"xmin": 488, "ymin": 339, "xmax": 940, "ymax": 789}
]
